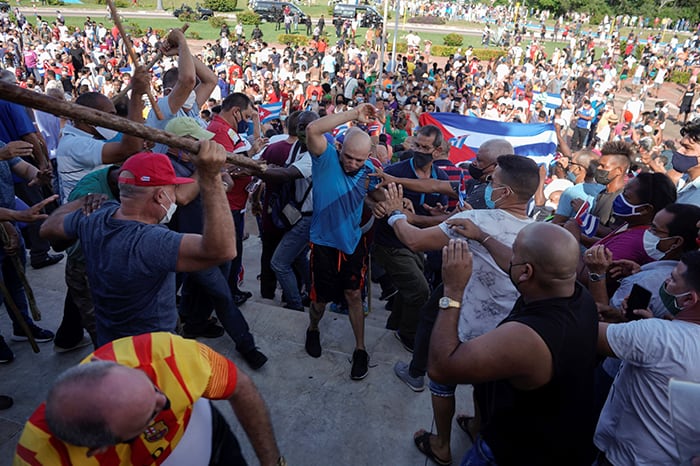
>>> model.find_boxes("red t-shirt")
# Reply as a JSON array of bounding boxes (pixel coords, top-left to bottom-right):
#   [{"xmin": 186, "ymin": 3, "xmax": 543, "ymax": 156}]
[{"xmin": 207, "ymin": 114, "xmax": 252, "ymax": 210}]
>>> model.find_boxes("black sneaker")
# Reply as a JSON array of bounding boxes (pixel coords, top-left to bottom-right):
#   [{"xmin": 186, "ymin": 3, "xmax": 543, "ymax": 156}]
[
  {"xmin": 305, "ymin": 328, "xmax": 321, "ymax": 358},
  {"xmin": 0, "ymin": 337, "xmax": 14, "ymax": 364},
  {"xmin": 242, "ymin": 348, "xmax": 268, "ymax": 370},
  {"xmin": 30, "ymin": 253, "xmax": 64, "ymax": 269},
  {"xmin": 233, "ymin": 290, "xmax": 253, "ymax": 306},
  {"xmin": 350, "ymin": 349, "xmax": 369, "ymax": 380},
  {"xmin": 182, "ymin": 319, "xmax": 225, "ymax": 339},
  {"xmin": 12, "ymin": 325, "xmax": 54, "ymax": 343}
]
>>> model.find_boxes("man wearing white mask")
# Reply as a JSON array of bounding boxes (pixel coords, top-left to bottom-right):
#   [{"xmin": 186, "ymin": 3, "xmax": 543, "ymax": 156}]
[
  {"xmin": 146, "ymin": 28, "xmax": 218, "ymax": 154},
  {"xmin": 41, "ymin": 142, "xmax": 237, "ymax": 347},
  {"xmin": 55, "ymin": 67, "xmax": 150, "ymax": 203}
]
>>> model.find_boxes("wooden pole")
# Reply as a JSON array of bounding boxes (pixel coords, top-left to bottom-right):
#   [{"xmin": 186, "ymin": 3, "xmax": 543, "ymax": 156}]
[
  {"xmin": 106, "ymin": 0, "xmax": 165, "ymax": 120},
  {"xmin": 111, "ymin": 24, "xmax": 190, "ymax": 103},
  {"xmin": 0, "ymin": 82, "xmax": 265, "ymax": 173}
]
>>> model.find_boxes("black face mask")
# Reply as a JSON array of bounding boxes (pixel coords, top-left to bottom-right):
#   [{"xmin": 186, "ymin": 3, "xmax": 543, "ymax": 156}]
[
  {"xmin": 468, "ymin": 162, "xmax": 493, "ymax": 181},
  {"xmin": 412, "ymin": 151, "xmax": 433, "ymax": 169},
  {"xmin": 594, "ymin": 168, "xmax": 613, "ymax": 185}
]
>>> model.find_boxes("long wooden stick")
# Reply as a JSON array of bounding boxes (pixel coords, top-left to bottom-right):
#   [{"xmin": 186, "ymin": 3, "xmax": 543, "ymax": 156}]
[
  {"xmin": 0, "ymin": 82, "xmax": 265, "ymax": 173},
  {"xmin": 106, "ymin": 0, "xmax": 165, "ymax": 120},
  {"xmin": 111, "ymin": 24, "xmax": 190, "ymax": 103},
  {"xmin": 0, "ymin": 224, "xmax": 41, "ymax": 322}
]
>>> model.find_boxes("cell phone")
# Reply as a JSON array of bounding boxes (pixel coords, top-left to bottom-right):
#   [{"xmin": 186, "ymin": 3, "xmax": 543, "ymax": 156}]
[{"xmin": 626, "ymin": 284, "xmax": 652, "ymax": 321}]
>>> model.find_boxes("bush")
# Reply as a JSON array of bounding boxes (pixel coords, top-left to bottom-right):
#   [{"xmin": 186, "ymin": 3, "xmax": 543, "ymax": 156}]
[
  {"xmin": 237, "ymin": 9, "xmax": 261, "ymax": 25},
  {"xmin": 46, "ymin": 0, "xmax": 64, "ymax": 5},
  {"xmin": 470, "ymin": 48, "xmax": 507, "ymax": 61},
  {"xmin": 431, "ymin": 45, "xmax": 459, "ymax": 57},
  {"xmin": 204, "ymin": 0, "xmax": 237, "ymax": 12},
  {"xmin": 443, "ymin": 33, "xmax": 463, "ymax": 47},
  {"xmin": 124, "ymin": 21, "xmax": 144, "ymax": 36},
  {"xmin": 386, "ymin": 42, "xmax": 408, "ymax": 53},
  {"xmin": 277, "ymin": 34, "xmax": 309, "ymax": 46},
  {"xmin": 178, "ymin": 11, "xmax": 198, "ymax": 22},
  {"xmin": 209, "ymin": 15, "xmax": 228, "ymax": 29},
  {"xmin": 670, "ymin": 70, "xmax": 691, "ymax": 85},
  {"xmin": 407, "ymin": 16, "xmax": 445, "ymax": 25},
  {"xmin": 187, "ymin": 31, "xmax": 202, "ymax": 39}
]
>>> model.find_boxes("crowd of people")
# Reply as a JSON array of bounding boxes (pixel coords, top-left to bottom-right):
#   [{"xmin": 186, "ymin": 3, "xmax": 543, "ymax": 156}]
[{"xmin": 1, "ymin": 3, "xmax": 700, "ymax": 465}]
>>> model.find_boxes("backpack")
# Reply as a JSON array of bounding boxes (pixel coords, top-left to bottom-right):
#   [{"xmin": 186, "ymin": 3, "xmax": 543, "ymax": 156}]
[{"xmin": 267, "ymin": 142, "xmax": 312, "ymax": 230}]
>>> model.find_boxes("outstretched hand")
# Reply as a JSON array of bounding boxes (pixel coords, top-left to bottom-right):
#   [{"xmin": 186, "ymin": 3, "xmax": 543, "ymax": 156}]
[{"xmin": 12, "ymin": 195, "xmax": 58, "ymax": 223}]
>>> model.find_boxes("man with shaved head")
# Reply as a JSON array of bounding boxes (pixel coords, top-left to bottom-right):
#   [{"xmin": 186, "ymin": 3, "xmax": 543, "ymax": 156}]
[
  {"xmin": 303, "ymin": 103, "xmax": 382, "ymax": 380},
  {"xmin": 430, "ymin": 224, "xmax": 598, "ymax": 465}
]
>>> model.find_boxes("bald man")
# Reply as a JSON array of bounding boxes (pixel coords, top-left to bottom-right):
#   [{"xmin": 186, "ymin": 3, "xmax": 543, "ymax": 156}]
[
  {"xmin": 430, "ymin": 224, "xmax": 599, "ymax": 466},
  {"xmin": 14, "ymin": 332, "xmax": 282, "ymax": 466},
  {"xmin": 303, "ymin": 104, "xmax": 382, "ymax": 380}
]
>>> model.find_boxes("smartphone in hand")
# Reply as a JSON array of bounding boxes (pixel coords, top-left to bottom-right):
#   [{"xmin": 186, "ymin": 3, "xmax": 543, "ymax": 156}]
[{"xmin": 626, "ymin": 284, "xmax": 652, "ymax": 321}]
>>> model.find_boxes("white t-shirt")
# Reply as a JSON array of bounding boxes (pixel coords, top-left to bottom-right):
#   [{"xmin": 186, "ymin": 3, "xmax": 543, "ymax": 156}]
[
  {"xmin": 439, "ymin": 209, "xmax": 532, "ymax": 341},
  {"xmin": 594, "ymin": 319, "xmax": 700, "ymax": 465}
]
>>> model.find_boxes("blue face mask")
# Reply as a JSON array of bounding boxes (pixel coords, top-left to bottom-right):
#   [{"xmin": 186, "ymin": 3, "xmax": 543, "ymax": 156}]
[
  {"xmin": 484, "ymin": 183, "xmax": 507, "ymax": 209},
  {"xmin": 612, "ymin": 193, "xmax": 649, "ymax": 217},
  {"xmin": 566, "ymin": 170, "xmax": 577, "ymax": 182},
  {"xmin": 672, "ymin": 150, "xmax": 699, "ymax": 173}
]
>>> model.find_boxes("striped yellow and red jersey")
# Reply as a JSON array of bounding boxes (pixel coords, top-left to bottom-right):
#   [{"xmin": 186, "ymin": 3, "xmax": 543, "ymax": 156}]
[{"xmin": 14, "ymin": 332, "xmax": 238, "ymax": 466}]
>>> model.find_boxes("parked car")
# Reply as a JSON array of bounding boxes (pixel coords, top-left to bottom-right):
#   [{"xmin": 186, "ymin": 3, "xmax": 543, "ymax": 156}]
[
  {"xmin": 173, "ymin": 3, "xmax": 213, "ymax": 20},
  {"xmin": 333, "ymin": 3, "xmax": 382, "ymax": 28},
  {"xmin": 252, "ymin": 1, "xmax": 307, "ymax": 23}
]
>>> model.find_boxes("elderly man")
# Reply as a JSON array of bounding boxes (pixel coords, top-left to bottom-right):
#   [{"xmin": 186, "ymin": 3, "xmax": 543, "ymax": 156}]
[
  {"xmin": 14, "ymin": 332, "xmax": 283, "ymax": 466},
  {"xmin": 430, "ymin": 223, "xmax": 598, "ymax": 465},
  {"xmin": 40, "ymin": 141, "xmax": 236, "ymax": 346},
  {"xmin": 303, "ymin": 103, "xmax": 381, "ymax": 380}
]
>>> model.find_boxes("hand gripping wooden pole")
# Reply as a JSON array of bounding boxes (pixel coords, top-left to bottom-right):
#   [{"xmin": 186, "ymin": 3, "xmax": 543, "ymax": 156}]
[
  {"xmin": 0, "ymin": 82, "xmax": 266, "ymax": 173},
  {"xmin": 111, "ymin": 24, "xmax": 190, "ymax": 103},
  {"xmin": 106, "ymin": 0, "xmax": 165, "ymax": 120}
]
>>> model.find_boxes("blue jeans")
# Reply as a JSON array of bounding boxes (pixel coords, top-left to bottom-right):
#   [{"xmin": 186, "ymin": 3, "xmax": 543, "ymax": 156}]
[
  {"xmin": 271, "ymin": 216, "xmax": 310, "ymax": 308},
  {"xmin": 181, "ymin": 261, "xmax": 255, "ymax": 354},
  {"xmin": 461, "ymin": 436, "xmax": 497, "ymax": 466}
]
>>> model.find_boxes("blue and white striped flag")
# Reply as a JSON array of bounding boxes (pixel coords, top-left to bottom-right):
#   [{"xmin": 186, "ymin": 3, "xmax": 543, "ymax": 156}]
[{"xmin": 258, "ymin": 102, "xmax": 283, "ymax": 123}]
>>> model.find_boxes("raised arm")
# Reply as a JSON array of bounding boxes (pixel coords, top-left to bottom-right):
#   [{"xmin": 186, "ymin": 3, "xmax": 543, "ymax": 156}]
[
  {"xmin": 101, "ymin": 66, "xmax": 148, "ymax": 164},
  {"xmin": 176, "ymin": 140, "xmax": 237, "ymax": 271},
  {"xmin": 305, "ymin": 103, "xmax": 377, "ymax": 156}
]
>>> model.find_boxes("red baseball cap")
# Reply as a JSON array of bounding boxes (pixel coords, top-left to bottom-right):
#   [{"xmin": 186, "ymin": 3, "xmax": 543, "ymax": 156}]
[{"xmin": 118, "ymin": 152, "xmax": 194, "ymax": 186}]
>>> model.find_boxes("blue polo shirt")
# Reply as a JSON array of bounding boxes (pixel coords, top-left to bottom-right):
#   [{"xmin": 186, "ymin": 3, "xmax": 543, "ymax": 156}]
[
  {"xmin": 375, "ymin": 158, "xmax": 449, "ymax": 249},
  {"xmin": 310, "ymin": 134, "xmax": 379, "ymax": 254}
]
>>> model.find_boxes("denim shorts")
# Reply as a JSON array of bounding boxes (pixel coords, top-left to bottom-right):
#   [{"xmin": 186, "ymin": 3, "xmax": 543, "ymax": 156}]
[{"xmin": 428, "ymin": 379, "xmax": 456, "ymax": 397}]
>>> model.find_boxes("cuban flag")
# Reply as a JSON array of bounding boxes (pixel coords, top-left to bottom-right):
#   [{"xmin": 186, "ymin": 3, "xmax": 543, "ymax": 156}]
[
  {"xmin": 532, "ymin": 92, "xmax": 563, "ymax": 111},
  {"xmin": 332, "ymin": 123, "xmax": 350, "ymax": 138},
  {"xmin": 419, "ymin": 113, "xmax": 558, "ymax": 166},
  {"xmin": 575, "ymin": 201, "xmax": 599, "ymax": 237},
  {"xmin": 258, "ymin": 102, "xmax": 283, "ymax": 123}
]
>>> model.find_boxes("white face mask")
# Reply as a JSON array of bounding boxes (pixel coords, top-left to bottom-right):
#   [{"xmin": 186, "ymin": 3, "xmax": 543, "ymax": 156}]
[
  {"xmin": 95, "ymin": 126, "xmax": 119, "ymax": 141},
  {"xmin": 159, "ymin": 192, "xmax": 177, "ymax": 224},
  {"xmin": 643, "ymin": 229, "xmax": 667, "ymax": 261},
  {"xmin": 183, "ymin": 90, "xmax": 197, "ymax": 110}
]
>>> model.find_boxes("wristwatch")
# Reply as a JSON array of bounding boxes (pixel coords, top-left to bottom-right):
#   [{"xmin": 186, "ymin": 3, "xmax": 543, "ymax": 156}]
[
  {"xmin": 389, "ymin": 209, "xmax": 403, "ymax": 218},
  {"xmin": 439, "ymin": 297, "xmax": 461, "ymax": 310},
  {"xmin": 589, "ymin": 272, "xmax": 606, "ymax": 282}
]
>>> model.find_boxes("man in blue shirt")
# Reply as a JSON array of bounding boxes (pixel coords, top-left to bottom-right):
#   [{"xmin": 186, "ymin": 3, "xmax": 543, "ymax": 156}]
[
  {"xmin": 571, "ymin": 99, "xmax": 596, "ymax": 151},
  {"xmin": 304, "ymin": 104, "xmax": 381, "ymax": 380}
]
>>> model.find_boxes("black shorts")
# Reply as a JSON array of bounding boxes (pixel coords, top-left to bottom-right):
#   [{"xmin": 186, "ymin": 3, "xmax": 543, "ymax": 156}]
[{"xmin": 310, "ymin": 237, "xmax": 368, "ymax": 304}]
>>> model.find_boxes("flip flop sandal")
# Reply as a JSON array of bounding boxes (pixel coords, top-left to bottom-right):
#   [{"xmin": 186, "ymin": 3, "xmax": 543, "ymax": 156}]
[
  {"xmin": 413, "ymin": 431, "xmax": 452, "ymax": 466},
  {"xmin": 456, "ymin": 415, "xmax": 476, "ymax": 444}
]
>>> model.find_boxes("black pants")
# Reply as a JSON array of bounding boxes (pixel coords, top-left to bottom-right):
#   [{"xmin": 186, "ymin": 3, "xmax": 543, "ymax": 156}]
[
  {"xmin": 409, "ymin": 283, "xmax": 443, "ymax": 378},
  {"xmin": 210, "ymin": 403, "xmax": 247, "ymax": 466}
]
